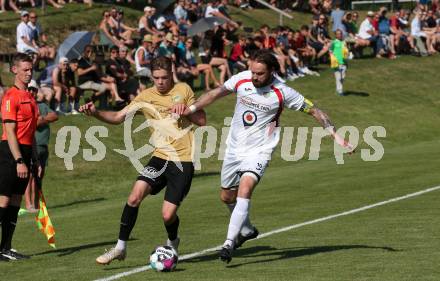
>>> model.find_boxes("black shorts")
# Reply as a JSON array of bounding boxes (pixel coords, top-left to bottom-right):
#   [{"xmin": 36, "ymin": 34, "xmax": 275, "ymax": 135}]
[
  {"xmin": 0, "ymin": 141, "xmax": 32, "ymax": 197},
  {"xmin": 137, "ymin": 156, "xmax": 194, "ymax": 206}
]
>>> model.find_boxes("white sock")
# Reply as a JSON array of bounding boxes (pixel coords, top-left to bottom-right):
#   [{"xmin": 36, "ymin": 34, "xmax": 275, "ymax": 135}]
[
  {"xmin": 115, "ymin": 239, "xmax": 126, "ymax": 250},
  {"xmin": 226, "ymin": 197, "xmax": 250, "ymax": 242},
  {"xmin": 226, "ymin": 202, "xmax": 253, "ymax": 236}
]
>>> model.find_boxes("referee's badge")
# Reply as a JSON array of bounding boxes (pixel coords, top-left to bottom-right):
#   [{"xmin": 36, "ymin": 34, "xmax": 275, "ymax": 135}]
[{"xmin": 242, "ymin": 110, "xmax": 257, "ymax": 127}]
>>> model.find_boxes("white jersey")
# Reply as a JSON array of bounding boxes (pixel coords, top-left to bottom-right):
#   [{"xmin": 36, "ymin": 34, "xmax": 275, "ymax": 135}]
[{"xmin": 223, "ymin": 70, "xmax": 305, "ymax": 157}]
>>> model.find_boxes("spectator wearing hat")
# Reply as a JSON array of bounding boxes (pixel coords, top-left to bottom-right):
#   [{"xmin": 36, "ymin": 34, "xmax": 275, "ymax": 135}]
[
  {"xmin": 355, "ymin": 11, "xmax": 378, "ymax": 53},
  {"xmin": 139, "ymin": 6, "xmax": 159, "ymax": 38},
  {"xmin": 135, "ymin": 34, "xmax": 159, "ymax": 89},
  {"xmin": 23, "ymin": 80, "xmax": 58, "ymax": 213},
  {"xmin": 52, "ymin": 57, "xmax": 79, "ymax": 114},
  {"xmin": 16, "ymin": 11, "xmax": 39, "ymax": 55}
]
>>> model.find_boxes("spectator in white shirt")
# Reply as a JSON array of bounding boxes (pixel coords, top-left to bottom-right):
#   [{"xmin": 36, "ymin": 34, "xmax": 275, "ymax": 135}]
[
  {"xmin": 355, "ymin": 11, "xmax": 378, "ymax": 52},
  {"xmin": 16, "ymin": 11, "xmax": 38, "ymax": 55}
]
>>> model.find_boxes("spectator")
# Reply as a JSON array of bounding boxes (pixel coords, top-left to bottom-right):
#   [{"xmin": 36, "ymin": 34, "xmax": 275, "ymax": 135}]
[
  {"xmin": 376, "ymin": 7, "xmax": 397, "ymax": 59},
  {"xmin": 331, "ymin": 2, "xmax": 346, "ymax": 33},
  {"xmin": 139, "ymin": 6, "xmax": 159, "ymax": 38},
  {"xmin": 229, "ymin": 34, "xmax": 248, "ymax": 73},
  {"xmin": 355, "ymin": 11, "xmax": 378, "ymax": 53},
  {"xmin": 28, "ymin": 12, "xmax": 56, "ymax": 62},
  {"xmin": 174, "ymin": 0, "xmax": 188, "ymax": 24},
  {"xmin": 311, "ymin": 15, "xmax": 331, "ymax": 61},
  {"xmin": 390, "ymin": 9, "xmax": 415, "ymax": 54},
  {"xmin": 308, "ymin": 0, "xmax": 321, "ymax": 15},
  {"xmin": 16, "ymin": 11, "xmax": 38, "ymax": 55},
  {"xmin": 114, "ymin": 10, "xmax": 137, "ymax": 46},
  {"xmin": 411, "ymin": 10, "xmax": 436, "ymax": 55},
  {"xmin": 106, "ymin": 46, "xmax": 138, "ymax": 103},
  {"xmin": 52, "ymin": 57, "xmax": 79, "ymax": 114},
  {"xmin": 99, "ymin": 10, "xmax": 123, "ymax": 47},
  {"xmin": 135, "ymin": 34, "xmax": 159, "ymax": 89},
  {"xmin": 23, "ymin": 80, "xmax": 58, "ymax": 212},
  {"xmin": 178, "ymin": 37, "xmax": 220, "ymax": 90},
  {"xmin": 77, "ymin": 45, "xmax": 124, "ymax": 105},
  {"xmin": 0, "ymin": 0, "xmax": 5, "ymax": 13},
  {"xmin": 9, "ymin": 0, "xmax": 35, "ymax": 14}
]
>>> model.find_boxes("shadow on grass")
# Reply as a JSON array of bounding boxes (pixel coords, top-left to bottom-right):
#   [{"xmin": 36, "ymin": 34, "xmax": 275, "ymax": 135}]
[
  {"xmin": 33, "ymin": 238, "xmax": 137, "ymax": 257},
  {"xmin": 344, "ymin": 91, "xmax": 370, "ymax": 97},
  {"xmin": 49, "ymin": 197, "xmax": 106, "ymax": 209},
  {"xmin": 184, "ymin": 245, "xmax": 398, "ymax": 267}
]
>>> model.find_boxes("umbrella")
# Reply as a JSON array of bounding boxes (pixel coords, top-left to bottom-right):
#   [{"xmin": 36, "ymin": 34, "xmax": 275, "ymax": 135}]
[
  {"xmin": 154, "ymin": 0, "xmax": 175, "ymax": 14},
  {"xmin": 187, "ymin": 17, "xmax": 227, "ymax": 37},
  {"xmin": 55, "ymin": 31, "xmax": 95, "ymax": 63}
]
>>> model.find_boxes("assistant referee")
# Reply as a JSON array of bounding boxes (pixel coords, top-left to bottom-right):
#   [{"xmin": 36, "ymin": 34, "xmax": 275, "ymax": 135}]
[{"xmin": 0, "ymin": 53, "xmax": 40, "ymax": 261}]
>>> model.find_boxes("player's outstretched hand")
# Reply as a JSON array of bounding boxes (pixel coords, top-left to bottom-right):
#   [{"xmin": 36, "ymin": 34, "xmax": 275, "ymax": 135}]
[
  {"xmin": 79, "ymin": 102, "xmax": 97, "ymax": 116},
  {"xmin": 333, "ymin": 133, "xmax": 355, "ymax": 155},
  {"xmin": 169, "ymin": 103, "xmax": 188, "ymax": 117}
]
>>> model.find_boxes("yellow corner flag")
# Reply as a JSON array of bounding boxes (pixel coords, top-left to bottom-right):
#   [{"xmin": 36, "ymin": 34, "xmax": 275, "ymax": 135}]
[{"xmin": 35, "ymin": 190, "xmax": 56, "ymax": 248}]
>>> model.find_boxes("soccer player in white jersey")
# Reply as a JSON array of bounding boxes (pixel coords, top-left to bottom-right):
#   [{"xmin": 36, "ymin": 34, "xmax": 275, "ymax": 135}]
[{"xmin": 182, "ymin": 50, "xmax": 354, "ymax": 263}]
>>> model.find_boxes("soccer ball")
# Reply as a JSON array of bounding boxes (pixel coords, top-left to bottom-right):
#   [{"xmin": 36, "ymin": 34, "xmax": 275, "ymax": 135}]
[{"xmin": 149, "ymin": 245, "xmax": 178, "ymax": 272}]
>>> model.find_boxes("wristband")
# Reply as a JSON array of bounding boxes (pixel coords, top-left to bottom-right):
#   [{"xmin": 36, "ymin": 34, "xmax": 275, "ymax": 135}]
[{"xmin": 189, "ymin": 104, "xmax": 197, "ymax": 113}]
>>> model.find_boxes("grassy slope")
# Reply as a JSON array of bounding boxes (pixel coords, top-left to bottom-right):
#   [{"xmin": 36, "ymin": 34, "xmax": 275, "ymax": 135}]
[{"xmin": 1, "ymin": 5, "xmax": 440, "ymax": 281}]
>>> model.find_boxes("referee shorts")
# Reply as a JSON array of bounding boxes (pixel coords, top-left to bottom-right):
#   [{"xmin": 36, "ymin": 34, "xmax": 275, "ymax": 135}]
[
  {"xmin": 137, "ymin": 156, "xmax": 194, "ymax": 206},
  {"xmin": 0, "ymin": 141, "xmax": 32, "ymax": 197}
]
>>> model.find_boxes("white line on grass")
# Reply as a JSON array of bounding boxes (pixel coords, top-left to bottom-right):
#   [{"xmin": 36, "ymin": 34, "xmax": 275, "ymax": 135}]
[{"xmin": 94, "ymin": 184, "xmax": 440, "ymax": 281}]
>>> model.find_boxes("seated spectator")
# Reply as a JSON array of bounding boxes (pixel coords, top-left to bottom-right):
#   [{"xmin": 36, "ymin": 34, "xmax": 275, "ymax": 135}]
[
  {"xmin": 9, "ymin": 0, "xmax": 35, "ymax": 14},
  {"xmin": 310, "ymin": 15, "xmax": 331, "ymax": 61},
  {"xmin": 77, "ymin": 45, "xmax": 124, "ymax": 105},
  {"xmin": 113, "ymin": 9, "xmax": 137, "ymax": 46},
  {"xmin": 355, "ymin": 11, "xmax": 378, "ymax": 53},
  {"xmin": 139, "ymin": 6, "xmax": 159, "ymax": 38},
  {"xmin": 28, "ymin": 12, "xmax": 56, "ymax": 62},
  {"xmin": 205, "ymin": 28, "xmax": 231, "ymax": 84},
  {"xmin": 174, "ymin": 0, "xmax": 189, "ymax": 33},
  {"xmin": 106, "ymin": 46, "xmax": 138, "ymax": 103},
  {"xmin": 177, "ymin": 37, "xmax": 220, "ymax": 90},
  {"xmin": 390, "ymin": 9, "xmax": 415, "ymax": 54},
  {"xmin": 16, "ymin": 11, "xmax": 38, "ymax": 56},
  {"xmin": 99, "ymin": 10, "xmax": 124, "ymax": 47},
  {"xmin": 52, "ymin": 57, "xmax": 79, "ymax": 114},
  {"xmin": 411, "ymin": 10, "xmax": 436, "ymax": 55},
  {"xmin": 321, "ymin": 0, "xmax": 332, "ymax": 14},
  {"xmin": 308, "ymin": 0, "xmax": 321, "ymax": 15},
  {"xmin": 135, "ymin": 34, "xmax": 159, "ymax": 89},
  {"xmin": 376, "ymin": 7, "xmax": 397, "ymax": 59},
  {"xmin": 229, "ymin": 35, "xmax": 248, "ymax": 73},
  {"xmin": 296, "ymin": 26, "xmax": 317, "ymax": 70}
]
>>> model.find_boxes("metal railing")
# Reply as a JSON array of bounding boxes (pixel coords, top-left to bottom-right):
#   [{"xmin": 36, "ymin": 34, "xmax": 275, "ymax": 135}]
[{"xmin": 253, "ymin": 0, "xmax": 293, "ymax": 26}]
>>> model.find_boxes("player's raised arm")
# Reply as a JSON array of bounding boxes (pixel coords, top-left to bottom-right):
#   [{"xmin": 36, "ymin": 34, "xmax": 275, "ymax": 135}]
[
  {"xmin": 79, "ymin": 101, "xmax": 129, "ymax": 125},
  {"xmin": 182, "ymin": 86, "xmax": 230, "ymax": 116}
]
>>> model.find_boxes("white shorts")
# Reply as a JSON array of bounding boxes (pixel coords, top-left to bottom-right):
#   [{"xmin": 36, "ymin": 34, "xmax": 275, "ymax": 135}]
[{"xmin": 221, "ymin": 153, "xmax": 270, "ymax": 189}]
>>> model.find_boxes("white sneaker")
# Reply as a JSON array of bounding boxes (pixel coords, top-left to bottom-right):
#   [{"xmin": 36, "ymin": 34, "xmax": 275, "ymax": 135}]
[
  {"xmin": 166, "ymin": 237, "xmax": 180, "ymax": 252},
  {"xmin": 71, "ymin": 109, "xmax": 81, "ymax": 115},
  {"xmin": 96, "ymin": 248, "xmax": 126, "ymax": 265},
  {"xmin": 287, "ymin": 74, "xmax": 298, "ymax": 81}
]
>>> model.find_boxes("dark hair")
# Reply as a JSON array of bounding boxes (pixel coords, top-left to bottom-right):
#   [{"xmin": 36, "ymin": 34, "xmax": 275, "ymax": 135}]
[
  {"xmin": 69, "ymin": 58, "xmax": 79, "ymax": 64},
  {"xmin": 12, "ymin": 52, "xmax": 33, "ymax": 66},
  {"xmin": 150, "ymin": 56, "xmax": 172, "ymax": 73},
  {"xmin": 252, "ymin": 50, "xmax": 280, "ymax": 74},
  {"xmin": 110, "ymin": 46, "xmax": 119, "ymax": 53},
  {"xmin": 300, "ymin": 25, "xmax": 309, "ymax": 31}
]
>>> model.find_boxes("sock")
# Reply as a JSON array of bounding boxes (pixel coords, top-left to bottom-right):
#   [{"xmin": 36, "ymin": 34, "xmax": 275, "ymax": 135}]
[
  {"xmin": 226, "ymin": 197, "xmax": 250, "ymax": 243},
  {"xmin": 115, "ymin": 239, "xmax": 126, "ymax": 251},
  {"xmin": 164, "ymin": 216, "xmax": 179, "ymax": 241},
  {"xmin": 0, "ymin": 205, "xmax": 20, "ymax": 250},
  {"xmin": 118, "ymin": 204, "xmax": 139, "ymax": 242},
  {"xmin": 226, "ymin": 202, "xmax": 253, "ymax": 236}
]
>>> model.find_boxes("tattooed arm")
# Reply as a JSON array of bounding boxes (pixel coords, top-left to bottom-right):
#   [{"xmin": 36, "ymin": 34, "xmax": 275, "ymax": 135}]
[{"xmin": 309, "ymin": 106, "xmax": 354, "ymax": 152}]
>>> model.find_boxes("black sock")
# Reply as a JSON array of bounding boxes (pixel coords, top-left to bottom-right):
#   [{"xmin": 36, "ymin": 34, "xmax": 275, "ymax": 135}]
[
  {"xmin": 0, "ymin": 205, "xmax": 20, "ymax": 250},
  {"xmin": 118, "ymin": 204, "xmax": 139, "ymax": 241},
  {"xmin": 165, "ymin": 216, "xmax": 179, "ymax": 241}
]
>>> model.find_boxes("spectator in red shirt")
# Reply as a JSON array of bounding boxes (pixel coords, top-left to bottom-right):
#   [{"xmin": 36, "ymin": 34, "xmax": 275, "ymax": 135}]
[
  {"xmin": 229, "ymin": 35, "xmax": 248, "ymax": 73},
  {"xmin": 0, "ymin": 53, "xmax": 40, "ymax": 261}
]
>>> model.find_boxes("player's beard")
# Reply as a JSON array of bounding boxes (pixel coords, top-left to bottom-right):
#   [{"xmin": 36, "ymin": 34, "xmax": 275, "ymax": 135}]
[{"xmin": 252, "ymin": 75, "xmax": 273, "ymax": 88}]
